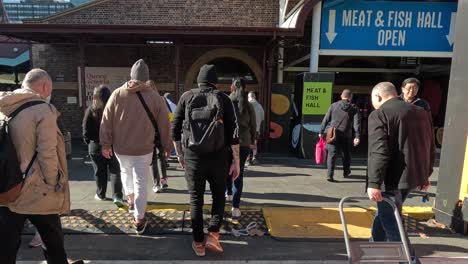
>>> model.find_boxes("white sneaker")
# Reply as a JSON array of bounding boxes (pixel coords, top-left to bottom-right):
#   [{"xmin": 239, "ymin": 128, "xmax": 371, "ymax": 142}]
[
  {"xmin": 152, "ymin": 184, "xmax": 162, "ymax": 193},
  {"xmin": 251, "ymin": 157, "xmax": 258, "ymax": 165},
  {"xmin": 28, "ymin": 232, "xmax": 43, "ymax": 248},
  {"xmin": 94, "ymin": 194, "xmax": 105, "ymax": 201},
  {"xmin": 232, "ymin": 208, "xmax": 241, "ymax": 218},
  {"xmin": 226, "ymin": 195, "xmax": 233, "ymax": 202}
]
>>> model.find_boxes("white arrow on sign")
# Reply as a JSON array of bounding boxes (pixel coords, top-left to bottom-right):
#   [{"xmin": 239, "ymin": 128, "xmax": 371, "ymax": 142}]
[
  {"xmin": 446, "ymin": 12, "xmax": 456, "ymax": 46},
  {"xmin": 326, "ymin": 9, "xmax": 337, "ymax": 44}
]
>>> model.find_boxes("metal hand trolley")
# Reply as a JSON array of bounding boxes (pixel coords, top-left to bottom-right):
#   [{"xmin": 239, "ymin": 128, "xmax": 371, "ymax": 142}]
[{"xmin": 339, "ymin": 196, "xmax": 412, "ymax": 263}]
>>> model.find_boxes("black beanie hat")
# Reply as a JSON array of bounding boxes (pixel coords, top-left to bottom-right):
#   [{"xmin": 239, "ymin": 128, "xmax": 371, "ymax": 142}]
[{"xmin": 197, "ymin": 64, "xmax": 218, "ymax": 84}]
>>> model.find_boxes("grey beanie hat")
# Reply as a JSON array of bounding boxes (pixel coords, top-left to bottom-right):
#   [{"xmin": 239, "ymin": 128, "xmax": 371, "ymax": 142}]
[
  {"xmin": 130, "ymin": 59, "xmax": 149, "ymax": 82},
  {"xmin": 197, "ymin": 64, "xmax": 218, "ymax": 84}
]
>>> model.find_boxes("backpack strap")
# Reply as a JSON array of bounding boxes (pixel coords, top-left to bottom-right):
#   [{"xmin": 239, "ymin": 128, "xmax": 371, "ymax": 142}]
[
  {"xmin": 8, "ymin": 101, "xmax": 46, "ymax": 119},
  {"xmin": 184, "ymin": 90, "xmax": 197, "ymax": 123},
  {"xmin": 136, "ymin": 92, "xmax": 162, "ymax": 149},
  {"xmin": 22, "ymin": 151, "xmax": 38, "ymax": 180},
  {"xmin": 6, "ymin": 101, "xmax": 46, "ymax": 182},
  {"xmin": 164, "ymin": 98, "xmax": 172, "ymax": 113},
  {"xmin": 211, "ymin": 89, "xmax": 224, "ymax": 121}
]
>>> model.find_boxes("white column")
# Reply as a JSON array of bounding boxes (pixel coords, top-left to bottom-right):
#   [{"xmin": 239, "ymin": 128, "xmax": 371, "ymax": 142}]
[
  {"xmin": 277, "ymin": 0, "xmax": 288, "ymax": 83},
  {"xmin": 310, "ymin": 1, "xmax": 322, "ymax": 73}
]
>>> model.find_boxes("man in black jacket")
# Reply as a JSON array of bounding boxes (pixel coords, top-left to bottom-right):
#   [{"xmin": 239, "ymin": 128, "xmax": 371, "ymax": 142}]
[
  {"xmin": 319, "ymin": 89, "xmax": 361, "ymax": 181},
  {"xmin": 172, "ymin": 64, "xmax": 240, "ymax": 257},
  {"xmin": 367, "ymin": 82, "xmax": 435, "ymax": 262}
]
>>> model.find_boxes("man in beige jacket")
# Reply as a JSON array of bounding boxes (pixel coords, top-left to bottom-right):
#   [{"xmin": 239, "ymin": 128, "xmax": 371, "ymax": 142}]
[
  {"xmin": 100, "ymin": 59, "xmax": 172, "ymax": 235},
  {"xmin": 0, "ymin": 69, "xmax": 74, "ymax": 264}
]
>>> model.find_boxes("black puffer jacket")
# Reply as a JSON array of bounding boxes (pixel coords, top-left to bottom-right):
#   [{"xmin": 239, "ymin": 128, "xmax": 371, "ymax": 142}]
[
  {"xmin": 82, "ymin": 106, "xmax": 101, "ymax": 144},
  {"xmin": 320, "ymin": 100, "xmax": 361, "ymax": 139}
]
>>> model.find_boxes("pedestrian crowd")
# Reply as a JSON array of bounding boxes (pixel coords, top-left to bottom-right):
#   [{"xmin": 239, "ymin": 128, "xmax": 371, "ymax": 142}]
[
  {"xmin": 0, "ymin": 58, "xmax": 433, "ymax": 264},
  {"xmin": 0, "ymin": 59, "xmax": 264, "ymax": 263}
]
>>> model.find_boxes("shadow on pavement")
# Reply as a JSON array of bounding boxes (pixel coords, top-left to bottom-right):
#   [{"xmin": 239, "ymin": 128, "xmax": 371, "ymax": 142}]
[
  {"xmin": 242, "ymin": 192, "xmax": 347, "ymax": 203},
  {"xmin": 415, "ymin": 243, "xmax": 468, "ymax": 256}
]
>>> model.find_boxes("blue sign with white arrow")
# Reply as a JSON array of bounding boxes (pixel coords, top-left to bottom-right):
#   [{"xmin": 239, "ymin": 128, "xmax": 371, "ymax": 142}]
[{"xmin": 320, "ymin": 0, "xmax": 457, "ymax": 56}]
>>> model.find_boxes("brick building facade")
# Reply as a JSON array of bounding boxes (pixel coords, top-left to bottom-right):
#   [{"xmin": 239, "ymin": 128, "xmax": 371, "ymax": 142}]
[
  {"xmin": 1, "ymin": 0, "xmax": 319, "ymax": 140},
  {"xmin": 42, "ymin": 0, "xmax": 279, "ymax": 27}
]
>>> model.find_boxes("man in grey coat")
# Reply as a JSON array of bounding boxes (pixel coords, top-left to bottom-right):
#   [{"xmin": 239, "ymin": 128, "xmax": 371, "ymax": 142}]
[{"xmin": 319, "ymin": 89, "xmax": 361, "ymax": 182}]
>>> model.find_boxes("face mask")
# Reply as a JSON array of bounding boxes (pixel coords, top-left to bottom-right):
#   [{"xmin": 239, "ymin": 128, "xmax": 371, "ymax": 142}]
[{"xmin": 45, "ymin": 96, "xmax": 51, "ymax": 104}]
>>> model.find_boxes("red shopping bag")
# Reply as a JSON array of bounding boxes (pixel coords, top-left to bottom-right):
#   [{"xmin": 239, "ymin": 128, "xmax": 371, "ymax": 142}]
[{"xmin": 315, "ymin": 137, "xmax": 326, "ymax": 165}]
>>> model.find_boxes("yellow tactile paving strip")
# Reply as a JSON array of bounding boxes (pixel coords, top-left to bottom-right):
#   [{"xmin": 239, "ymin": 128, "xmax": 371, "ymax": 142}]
[
  {"xmin": 262, "ymin": 207, "xmax": 431, "ymax": 239},
  {"xmin": 21, "ymin": 206, "xmax": 432, "ymax": 238},
  {"xmin": 263, "ymin": 207, "xmax": 374, "ymax": 239}
]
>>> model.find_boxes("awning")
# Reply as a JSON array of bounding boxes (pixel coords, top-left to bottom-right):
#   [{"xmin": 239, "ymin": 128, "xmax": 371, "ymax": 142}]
[
  {"xmin": 0, "ymin": 50, "xmax": 29, "ymax": 67},
  {"xmin": 0, "ymin": 23, "xmax": 304, "ymax": 45}
]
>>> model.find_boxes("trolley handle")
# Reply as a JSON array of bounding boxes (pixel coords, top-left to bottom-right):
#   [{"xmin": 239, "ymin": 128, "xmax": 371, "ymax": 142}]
[{"xmin": 339, "ymin": 196, "xmax": 412, "ymax": 264}]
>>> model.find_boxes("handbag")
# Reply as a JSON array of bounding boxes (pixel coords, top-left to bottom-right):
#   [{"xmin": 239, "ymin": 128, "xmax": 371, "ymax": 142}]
[
  {"xmin": 325, "ymin": 112, "xmax": 349, "ymax": 144},
  {"xmin": 315, "ymin": 137, "xmax": 326, "ymax": 165}
]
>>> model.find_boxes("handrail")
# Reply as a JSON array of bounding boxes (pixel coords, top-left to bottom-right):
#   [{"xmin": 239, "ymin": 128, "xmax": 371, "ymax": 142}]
[{"xmin": 339, "ymin": 196, "xmax": 412, "ymax": 263}]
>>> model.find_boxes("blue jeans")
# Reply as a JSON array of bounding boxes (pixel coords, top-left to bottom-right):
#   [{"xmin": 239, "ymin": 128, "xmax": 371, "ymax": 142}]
[
  {"xmin": 371, "ymin": 189, "xmax": 418, "ymax": 263},
  {"xmin": 227, "ymin": 147, "xmax": 250, "ymax": 208}
]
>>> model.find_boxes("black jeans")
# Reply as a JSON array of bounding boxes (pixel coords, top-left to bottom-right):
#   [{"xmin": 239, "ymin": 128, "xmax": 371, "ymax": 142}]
[
  {"xmin": 0, "ymin": 207, "xmax": 68, "ymax": 264},
  {"xmin": 184, "ymin": 150, "xmax": 229, "ymax": 242},
  {"xmin": 227, "ymin": 146, "xmax": 251, "ymax": 208},
  {"xmin": 326, "ymin": 137, "xmax": 351, "ymax": 178},
  {"xmin": 88, "ymin": 141, "xmax": 123, "ymax": 199}
]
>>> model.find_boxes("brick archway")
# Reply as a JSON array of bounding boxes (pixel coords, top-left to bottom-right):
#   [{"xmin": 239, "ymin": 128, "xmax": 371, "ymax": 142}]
[{"xmin": 184, "ymin": 48, "xmax": 263, "ymax": 92}]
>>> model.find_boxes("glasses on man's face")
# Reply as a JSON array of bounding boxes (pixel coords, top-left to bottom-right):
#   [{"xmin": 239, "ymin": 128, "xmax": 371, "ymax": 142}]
[{"xmin": 403, "ymin": 86, "xmax": 418, "ymax": 91}]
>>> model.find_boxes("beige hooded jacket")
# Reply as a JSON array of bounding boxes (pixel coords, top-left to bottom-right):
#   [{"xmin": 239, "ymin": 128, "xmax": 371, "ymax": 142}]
[
  {"xmin": 100, "ymin": 81, "xmax": 172, "ymax": 156},
  {"xmin": 0, "ymin": 88, "xmax": 70, "ymax": 215}
]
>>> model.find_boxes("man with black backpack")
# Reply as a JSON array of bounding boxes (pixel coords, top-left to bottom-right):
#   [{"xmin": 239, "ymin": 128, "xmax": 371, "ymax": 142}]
[
  {"xmin": 0, "ymin": 69, "xmax": 81, "ymax": 264},
  {"xmin": 172, "ymin": 64, "xmax": 240, "ymax": 257}
]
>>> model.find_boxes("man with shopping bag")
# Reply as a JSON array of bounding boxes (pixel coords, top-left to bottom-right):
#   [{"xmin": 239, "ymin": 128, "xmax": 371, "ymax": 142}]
[{"xmin": 319, "ymin": 89, "xmax": 361, "ymax": 182}]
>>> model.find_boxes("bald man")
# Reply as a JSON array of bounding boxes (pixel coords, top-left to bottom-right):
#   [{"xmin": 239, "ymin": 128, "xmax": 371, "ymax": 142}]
[
  {"xmin": 319, "ymin": 89, "xmax": 361, "ymax": 182},
  {"xmin": 0, "ymin": 69, "xmax": 82, "ymax": 263},
  {"xmin": 367, "ymin": 82, "xmax": 435, "ymax": 263}
]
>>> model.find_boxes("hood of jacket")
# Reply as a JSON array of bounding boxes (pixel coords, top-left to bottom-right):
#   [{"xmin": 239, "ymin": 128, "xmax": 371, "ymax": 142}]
[
  {"xmin": 0, "ymin": 88, "xmax": 44, "ymax": 116},
  {"xmin": 124, "ymin": 80, "xmax": 151, "ymax": 93},
  {"xmin": 339, "ymin": 99, "xmax": 352, "ymax": 112}
]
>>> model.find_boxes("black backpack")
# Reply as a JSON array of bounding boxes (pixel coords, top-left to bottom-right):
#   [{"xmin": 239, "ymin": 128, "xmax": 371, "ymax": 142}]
[
  {"xmin": 0, "ymin": 101, "xmax": 45, "ymax": 204},
  {"xmin": 183, "ymin": 88, "xmax": 225, "ymax": 154}
]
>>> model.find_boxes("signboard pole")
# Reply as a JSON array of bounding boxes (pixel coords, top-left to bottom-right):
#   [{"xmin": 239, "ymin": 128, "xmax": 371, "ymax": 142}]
[{"xmin": 310, "ymin": 1, "xmax": 322, "ymax": 73}]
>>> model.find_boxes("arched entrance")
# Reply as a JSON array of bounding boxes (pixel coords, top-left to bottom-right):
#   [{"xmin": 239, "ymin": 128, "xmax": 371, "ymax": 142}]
[{"xmin": 184, "ymin": 48, "xmax": 263, "ymax": 94}]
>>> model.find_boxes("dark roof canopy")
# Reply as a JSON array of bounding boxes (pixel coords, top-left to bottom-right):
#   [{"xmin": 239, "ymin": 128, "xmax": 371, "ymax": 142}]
[{"xmin": 0, "ymin": 23, "xmax": 303, "ymax": 46}]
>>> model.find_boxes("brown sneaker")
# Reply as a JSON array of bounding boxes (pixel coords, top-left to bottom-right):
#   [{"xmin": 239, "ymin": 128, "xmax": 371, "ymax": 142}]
[
  {"xmin": 192, "ymin": 241, "xmax": 206, "ymax": 257},
  {"xmin": 205, "ymin": 232, "xmax": 223, "ymax": 253}
]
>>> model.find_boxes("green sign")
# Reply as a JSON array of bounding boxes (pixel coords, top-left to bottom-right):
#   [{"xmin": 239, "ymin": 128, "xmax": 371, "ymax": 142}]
[{"xmin": 302, "ymin": 82, "xmax": 332, "ymax": 115}]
